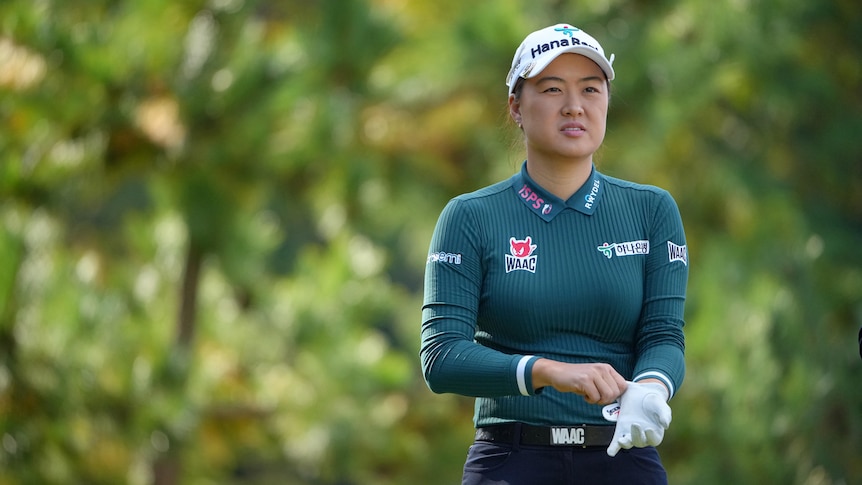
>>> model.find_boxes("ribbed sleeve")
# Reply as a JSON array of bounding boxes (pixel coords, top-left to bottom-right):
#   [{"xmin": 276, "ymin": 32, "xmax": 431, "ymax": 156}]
[{"xmin": 421, "ymin": 192, "xmax": 540, "ymax": 397}]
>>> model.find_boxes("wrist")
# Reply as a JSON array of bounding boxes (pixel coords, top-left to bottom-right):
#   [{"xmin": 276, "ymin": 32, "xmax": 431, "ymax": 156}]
[
  {"xmin": 633, "ymin": 371, "xmax": 674, "ymax": 398},
  {"xmin": 634, "ymin": 379, "xmax": 670, "ymax": 401},
  {"xmin": 531, "ymin": 358, "xmax": 552, "ymax": 389}
]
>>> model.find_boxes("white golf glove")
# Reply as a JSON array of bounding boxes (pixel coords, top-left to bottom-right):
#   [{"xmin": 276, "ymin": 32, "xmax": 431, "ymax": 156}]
[{"xmin": 606, "ymin": 381, "xmax": 672, "ymax": 457}]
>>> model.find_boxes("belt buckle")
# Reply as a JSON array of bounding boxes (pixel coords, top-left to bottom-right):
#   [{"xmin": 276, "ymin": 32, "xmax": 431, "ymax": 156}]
[{"xmin": 549, "ymin": 426, "xmax": 587, "ymax": 446}]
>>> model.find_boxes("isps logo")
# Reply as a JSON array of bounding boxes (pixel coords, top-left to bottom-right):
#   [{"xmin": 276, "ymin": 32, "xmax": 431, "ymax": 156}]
[
  {"xmin": 505, "ymin": 236, "xmax": 538, "ymax": 273},
  {"xmin": 518, "ymin": 184, "xmax": 553, "ymax": 215}
]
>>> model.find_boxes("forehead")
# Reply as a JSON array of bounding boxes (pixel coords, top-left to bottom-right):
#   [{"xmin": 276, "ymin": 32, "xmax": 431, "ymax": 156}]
[{"xmin": 537, "ymin": 53, "xmax": 605, "ymax": 79}]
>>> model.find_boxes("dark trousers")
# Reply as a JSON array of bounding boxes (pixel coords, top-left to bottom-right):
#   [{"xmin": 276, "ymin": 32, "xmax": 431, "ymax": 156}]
[{"xmin": 461, "ymin": 440, "xmax": 668, "ymax": 485}]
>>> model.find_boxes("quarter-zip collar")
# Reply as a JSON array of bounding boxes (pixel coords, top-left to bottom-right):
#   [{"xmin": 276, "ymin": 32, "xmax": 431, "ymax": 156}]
[{"xmin": 510, "ymin": 161, "xmax": 603, "ymax": 221}]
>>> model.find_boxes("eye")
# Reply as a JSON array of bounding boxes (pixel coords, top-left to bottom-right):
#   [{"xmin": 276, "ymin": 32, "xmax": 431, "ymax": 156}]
[
  {"xmin": 584, "ymin": 86, "xmax": 600, "ymax": 94},
  {"xmin": 543, "ymin": 86, "xmax": 562, "ymax": 93}
]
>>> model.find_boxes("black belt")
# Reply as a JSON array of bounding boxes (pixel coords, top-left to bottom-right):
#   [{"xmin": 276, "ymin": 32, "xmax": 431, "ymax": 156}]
[{"xmin": 475, "ymin": 423, "xmax": 615, "ymax": 448}]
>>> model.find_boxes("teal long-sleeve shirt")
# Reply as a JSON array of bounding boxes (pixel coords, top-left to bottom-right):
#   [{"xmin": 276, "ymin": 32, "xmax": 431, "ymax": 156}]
[{"xmin": 420, "ymin": 162, "xmax": 688, "ymax": 427}]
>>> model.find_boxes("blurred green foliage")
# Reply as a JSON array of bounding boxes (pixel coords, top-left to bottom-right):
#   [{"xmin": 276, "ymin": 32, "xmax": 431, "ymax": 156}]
[{"xmin": 0, "ymin": 0, "xmax": 860, "ymax": 484}]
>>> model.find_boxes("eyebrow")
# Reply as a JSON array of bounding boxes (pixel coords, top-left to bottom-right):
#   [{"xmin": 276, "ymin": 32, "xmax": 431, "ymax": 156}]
[{"xmin": 535, "ymin": 75, "xmax": 605, "ymax": 85}]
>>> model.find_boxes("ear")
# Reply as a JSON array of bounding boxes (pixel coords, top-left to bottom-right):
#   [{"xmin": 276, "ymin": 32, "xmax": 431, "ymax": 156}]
[{"xmin": 508, "ymin": 94, "xmax": 522, "ymax": 127}]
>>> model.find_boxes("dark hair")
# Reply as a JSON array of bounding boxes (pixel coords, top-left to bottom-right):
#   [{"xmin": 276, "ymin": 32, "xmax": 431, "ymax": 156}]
[{"xmin": 511, "ymin": 77, "xmax": 527, "ymax": 101}]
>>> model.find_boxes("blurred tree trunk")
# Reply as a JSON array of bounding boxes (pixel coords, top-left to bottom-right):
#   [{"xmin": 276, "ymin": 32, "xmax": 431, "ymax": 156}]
[
  {"xmin": 152, "ymin": 242, "xmax": 203, "ymax": 485},
  {"xmin": 177, "ymin": 242, "xmax": 203, "ymax": 349}
]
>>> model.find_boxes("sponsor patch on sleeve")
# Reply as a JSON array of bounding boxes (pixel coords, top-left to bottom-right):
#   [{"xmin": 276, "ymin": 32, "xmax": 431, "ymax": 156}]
[
  {"xmin": 427, "ymin": 251, "xmax": 462, "ymax": 265},
  {"xmin": 667, "ymin": 241, "xmax": 687, "ymax": 265}
]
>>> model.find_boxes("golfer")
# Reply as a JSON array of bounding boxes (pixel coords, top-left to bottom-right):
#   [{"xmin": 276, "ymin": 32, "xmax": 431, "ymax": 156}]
[{"xmin": 421, "ymin": 23, "xmax": 689, "ymax": 484}]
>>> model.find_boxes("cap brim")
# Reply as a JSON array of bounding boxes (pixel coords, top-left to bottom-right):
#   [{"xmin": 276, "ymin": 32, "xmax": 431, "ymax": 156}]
[{"xmin": 527, "ymin": 47, "xmax": 614, "ymax": 82}]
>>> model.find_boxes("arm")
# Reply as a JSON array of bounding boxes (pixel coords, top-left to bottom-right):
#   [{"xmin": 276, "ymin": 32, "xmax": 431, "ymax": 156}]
[
  {"xmin": 631, "ymin": 191, "xmax": 688, "ymax": 398},
  {"xmin": 420, "ymin": 198, "xmax": 540, "ymax": 397},
  {"xmin": 607, "ymin": 192, "xmax": 687, "ymax": 457}
]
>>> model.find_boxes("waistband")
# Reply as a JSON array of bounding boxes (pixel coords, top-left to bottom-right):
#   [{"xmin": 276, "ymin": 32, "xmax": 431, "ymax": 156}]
[{"xmin": 475, "ymin": 422, "xmax": 615, "ymax": 448}]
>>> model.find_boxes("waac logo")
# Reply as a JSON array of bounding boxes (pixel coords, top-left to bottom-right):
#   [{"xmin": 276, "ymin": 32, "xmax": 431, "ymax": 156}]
[
  {"xmin": 505, "ymin": 236, "xmax": 538, "ymax": 273},
  {"xmin": 667, "ymin": 241, "xmax": 687, "ymax": 265}
]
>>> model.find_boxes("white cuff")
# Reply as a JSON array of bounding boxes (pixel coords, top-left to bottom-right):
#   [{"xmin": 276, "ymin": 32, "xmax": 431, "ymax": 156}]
[
  {"xmin": 633, "ymin": 371, "xmax": 674, "ymax": 399},
  {"xmin": 516, "ymin": 356, "xmax": 534, "ymax": 396}
]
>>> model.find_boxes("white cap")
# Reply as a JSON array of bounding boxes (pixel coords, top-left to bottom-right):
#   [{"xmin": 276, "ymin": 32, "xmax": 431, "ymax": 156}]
[{"xmin": 506, "ymin": 24, "xmax": 615, "ymax": 96}]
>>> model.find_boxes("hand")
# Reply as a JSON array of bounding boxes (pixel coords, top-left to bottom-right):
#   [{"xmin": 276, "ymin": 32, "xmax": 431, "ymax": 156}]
[
  {"xmin": 531, "ymin": 359, "xmax": 627, "ymax": 405},
  {"xmin": 607, "ymin": 381, "xmax": 672, "ymax": 457}
]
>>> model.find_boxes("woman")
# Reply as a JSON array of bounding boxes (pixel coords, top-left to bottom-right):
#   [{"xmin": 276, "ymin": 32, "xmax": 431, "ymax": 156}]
[{"xmin": 420, "ymin": 23, "xmax": 689, "ymax": 484}]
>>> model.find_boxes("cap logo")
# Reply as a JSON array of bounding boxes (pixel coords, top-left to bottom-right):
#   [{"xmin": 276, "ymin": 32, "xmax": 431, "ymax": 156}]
[
  {"xmin": 529, "ymin": 35, "xmax": 600, "ymax": 60},
  {"xmin": 554, "ymin": 25, "xmax": 580, "ymax": 37}
]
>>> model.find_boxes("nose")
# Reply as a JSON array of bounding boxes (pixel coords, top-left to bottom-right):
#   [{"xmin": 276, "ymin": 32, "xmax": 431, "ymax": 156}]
[{"xmin": 562, "ymin": 94, "xmax": 584, "ymax": 117}]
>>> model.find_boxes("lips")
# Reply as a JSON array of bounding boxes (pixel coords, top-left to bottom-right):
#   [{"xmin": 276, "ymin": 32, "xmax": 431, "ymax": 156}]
[
  {"xmin": 561, "ymin": 122, "xmax": 586, "ymax": 131},
  {"xmin": 561, "ymin": 122, "xmax": 586, "ymax": 135}
]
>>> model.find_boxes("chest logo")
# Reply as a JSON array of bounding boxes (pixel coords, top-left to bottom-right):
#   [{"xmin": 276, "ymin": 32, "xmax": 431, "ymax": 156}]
[
  {"xmin": 505, "ymin": 236, "xmax": 537, "ymax": 273},
  {"xmin": 597, "ymin": 240, "xmax": 650, "ymax": 259}
]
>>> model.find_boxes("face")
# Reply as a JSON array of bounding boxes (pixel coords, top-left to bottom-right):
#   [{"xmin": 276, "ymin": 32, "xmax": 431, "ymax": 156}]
[{"xmin": 509, "ymin": 53, "xmax": 609, "ymax": 165}]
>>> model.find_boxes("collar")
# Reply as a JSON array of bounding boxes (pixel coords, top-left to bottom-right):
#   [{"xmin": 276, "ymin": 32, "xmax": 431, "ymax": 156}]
[{"xmin": 510, "ymin": 161, "xmax": 604, "ymax": 221}]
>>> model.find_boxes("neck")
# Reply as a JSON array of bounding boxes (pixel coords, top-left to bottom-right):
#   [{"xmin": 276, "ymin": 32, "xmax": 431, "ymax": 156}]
[{"xmin": 525, "ymin": 157, "xmax": 593, "ymax": 200}]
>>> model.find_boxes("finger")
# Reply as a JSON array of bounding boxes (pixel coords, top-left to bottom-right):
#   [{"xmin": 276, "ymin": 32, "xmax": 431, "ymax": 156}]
[
  {"xmin": 581, "ymin": 382, "xmax": 600, "ymax": 404},
  {"xmin": 592, "ymin": 381, "xmax": 617, "ymax": 404},
  {"xmin": 630, "ymin": 423, "xmax": 647, "ymax": 447},
  {"xmin": 607, "ymin": 440, "xmax": 621, "ymax": 457},
  {"xmin": 595, "ymin": 374, "xmax": 626, "ymax": 404},
  {"xmin": 615, "ymin": 376, "xmax": 629, "ymax": 394},
  {"xmin": 595, "ymin": 392, "xmax": 617, "ymax": 405},
  {"xmin": 645, "ymin": 427, "xmax": 664, "ymax": 447},
  {"xmin": 618, "ymin": 434, "xmax": 633, "ymax": 449}
]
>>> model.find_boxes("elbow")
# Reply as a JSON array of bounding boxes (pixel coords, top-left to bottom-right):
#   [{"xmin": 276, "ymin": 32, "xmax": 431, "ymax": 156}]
[
  {"xmin": 423, "ymin": 366, "xmax": 453, "ymax": 395},
  {"xmin": 424, "ymin": 376, "xmax": 447, "ymax": 395},
  {"xmin": 420, "ymin": 349, "xmax": 449, "ymax": 394}
]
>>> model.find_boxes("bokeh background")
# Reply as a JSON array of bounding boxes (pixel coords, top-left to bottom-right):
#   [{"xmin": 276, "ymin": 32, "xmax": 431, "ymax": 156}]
[{"xmin": 1, "ymin": 0, "xmax": 860, "ymax": 484}]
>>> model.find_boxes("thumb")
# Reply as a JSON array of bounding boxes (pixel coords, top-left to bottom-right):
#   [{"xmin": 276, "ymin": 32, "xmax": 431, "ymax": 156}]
[
  {"xmin": 658, "ymin": 406, "xmax": 672, "ymax": 428},
  {"xmin": 645, "ymin": 394, "xmax": 672, "ymax": 428}
]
